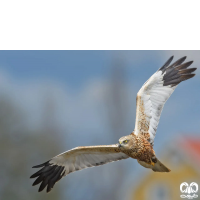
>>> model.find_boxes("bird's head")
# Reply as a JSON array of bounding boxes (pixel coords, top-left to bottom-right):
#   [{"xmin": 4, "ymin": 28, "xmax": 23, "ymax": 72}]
[{"xmin": 118, "ymin": 135, "xmax": 132, "ymax": 150}]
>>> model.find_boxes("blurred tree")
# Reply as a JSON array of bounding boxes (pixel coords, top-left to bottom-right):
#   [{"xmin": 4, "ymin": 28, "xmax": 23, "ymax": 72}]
[
  {"xmin": 78, "ymin": 55, "xmax": 131, "ymax": 200},
  {"xmin": 106, "ymin": 56, "xmax": 130, "ymax": 138},
  {"xmin": 103, "ymin": 55, "xmax": 130, "ymax": 200},
  {"xmin": 0, "ymin": 93, "xmax": 69, "ymax": 200}
]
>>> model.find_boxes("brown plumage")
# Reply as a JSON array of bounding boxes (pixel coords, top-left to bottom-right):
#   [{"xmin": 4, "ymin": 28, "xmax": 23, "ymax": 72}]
[
  {"xmin": 118, "ymin": 132, "xmax": 170, "ymax": 172},
  {"xmin": 30, "ymin": 56, "xmax": 196, "ymax": 192}
]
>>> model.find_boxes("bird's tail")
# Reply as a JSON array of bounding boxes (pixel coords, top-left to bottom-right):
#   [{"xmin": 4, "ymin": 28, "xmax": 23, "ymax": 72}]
[{"xmin": 152, "ymin": 158, "xmax": 171, "ymax": 172}]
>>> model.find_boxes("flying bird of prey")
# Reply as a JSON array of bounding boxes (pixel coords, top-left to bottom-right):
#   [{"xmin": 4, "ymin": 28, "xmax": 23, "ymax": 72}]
[{"xmin": 30, "ymin": 56, "xmax": 196, "ymax": 193}]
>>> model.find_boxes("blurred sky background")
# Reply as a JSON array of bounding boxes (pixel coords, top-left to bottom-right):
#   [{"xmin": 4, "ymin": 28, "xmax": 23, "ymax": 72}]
[{"xmin": 0, "ymin": 51, "xmax": 199, "ymax": 200}]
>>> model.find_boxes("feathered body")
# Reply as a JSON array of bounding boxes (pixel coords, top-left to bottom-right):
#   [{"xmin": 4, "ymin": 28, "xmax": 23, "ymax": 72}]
[
  {"xmin": 119, "ymin": 132, "xmax": 154, "ymax": 162},
  {"xmin": 118, "ymin": 132, "xmax": 170, "ymax": 172}
]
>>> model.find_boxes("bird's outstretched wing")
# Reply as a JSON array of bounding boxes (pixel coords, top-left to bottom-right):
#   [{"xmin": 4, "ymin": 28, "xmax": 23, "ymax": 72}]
[
  {"xmin": 30, "ymin": 144, "xmax": 128, "ymax": 192},
  {"xmin": 134, "ymin": 56, "xmax": 196, "ymax": 145}
]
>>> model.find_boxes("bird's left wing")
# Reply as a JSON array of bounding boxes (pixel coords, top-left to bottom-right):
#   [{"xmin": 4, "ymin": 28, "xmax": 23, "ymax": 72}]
[
  {"xmin": 30, "ymin": 144, "xmax": 128, "ymax": 192},
  {"xmin": 134, "ymin": 56, "xmax": 196, "ymax": 145}
]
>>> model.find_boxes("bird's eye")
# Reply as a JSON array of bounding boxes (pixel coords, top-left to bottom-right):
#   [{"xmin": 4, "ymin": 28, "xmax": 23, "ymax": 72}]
[{"xmin": 124, "ymin": 140, "xmax": 128, "ymax": 143}]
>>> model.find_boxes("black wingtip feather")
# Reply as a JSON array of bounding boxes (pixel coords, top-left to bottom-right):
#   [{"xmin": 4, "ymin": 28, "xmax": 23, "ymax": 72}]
[
  {"xmin": 176, "ymin": 61, "xmax": 194, "ymax": 70},
  {"xmin": 45, "ymin": 166, "xmax": 65, "ymax": 193},
  {"xmin": 30, "ymin": 165, "xmax": 56, "ymax": 179},
  {"xmin": 31, "ymin": 162, "xmax": 65, "ymax": 193},
  {"xmin": 179, "ymin": 68, "xmax": 197, "ymax": 74},
  {"xmin": 160, "ymin": 56, "xmax": 196, "ymax": 87},
  {"xmin": 159, "ymin": 56, "xmax": 174, "ymax": 72},
  {"xmin": 171, "ymin": 56, "xmax": 187, "ymax": 67},
  {"xmin": 32, "ymin": 160, "xmax": 50, "ymax": 168}
]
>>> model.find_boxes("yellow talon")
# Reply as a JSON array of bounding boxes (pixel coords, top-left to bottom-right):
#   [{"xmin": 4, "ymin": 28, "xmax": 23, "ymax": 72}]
[{"xmin": 151, "ymin": 160, "xmax": 155, "ymax": 166}]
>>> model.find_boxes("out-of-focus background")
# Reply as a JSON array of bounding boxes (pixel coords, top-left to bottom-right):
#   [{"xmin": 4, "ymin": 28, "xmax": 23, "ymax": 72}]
[{"xmin": 0, "ymin": 51, "xmax": 199, "ymax": 200}]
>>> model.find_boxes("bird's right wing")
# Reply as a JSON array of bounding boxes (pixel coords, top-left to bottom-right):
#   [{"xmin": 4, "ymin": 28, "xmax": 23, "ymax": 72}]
[
  {"xmin": 134, "ymin": 56, "xmax": 196, "ymax": 145},
  {"xmin": 30, "ymin": 144, "xmax": 128, "ymax": 192}
]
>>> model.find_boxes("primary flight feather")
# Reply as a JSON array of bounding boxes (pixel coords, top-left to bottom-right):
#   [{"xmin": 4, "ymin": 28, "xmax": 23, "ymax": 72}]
[{"xmin": 30, "ymin": 56, "xmax": 196, "ymax": 192}]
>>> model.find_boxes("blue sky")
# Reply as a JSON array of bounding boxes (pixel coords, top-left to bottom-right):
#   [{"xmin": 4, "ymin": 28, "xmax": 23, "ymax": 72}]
[
  {"xmin": 0, "ymin": 51, "xmax": 199, "ymax": 150},
  {"xmin": 0, "ymin": 51, "xmax": 110, "ymax": 89},
  {"xmin": 0, "ymin": 51, "xmax": 168, "ymax": 88}
]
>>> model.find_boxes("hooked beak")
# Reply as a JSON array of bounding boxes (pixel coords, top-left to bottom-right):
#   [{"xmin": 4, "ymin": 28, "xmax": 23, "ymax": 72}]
[{"xmin": 118, "ymin": 142, "xmax": 122, "ymax": 148}]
